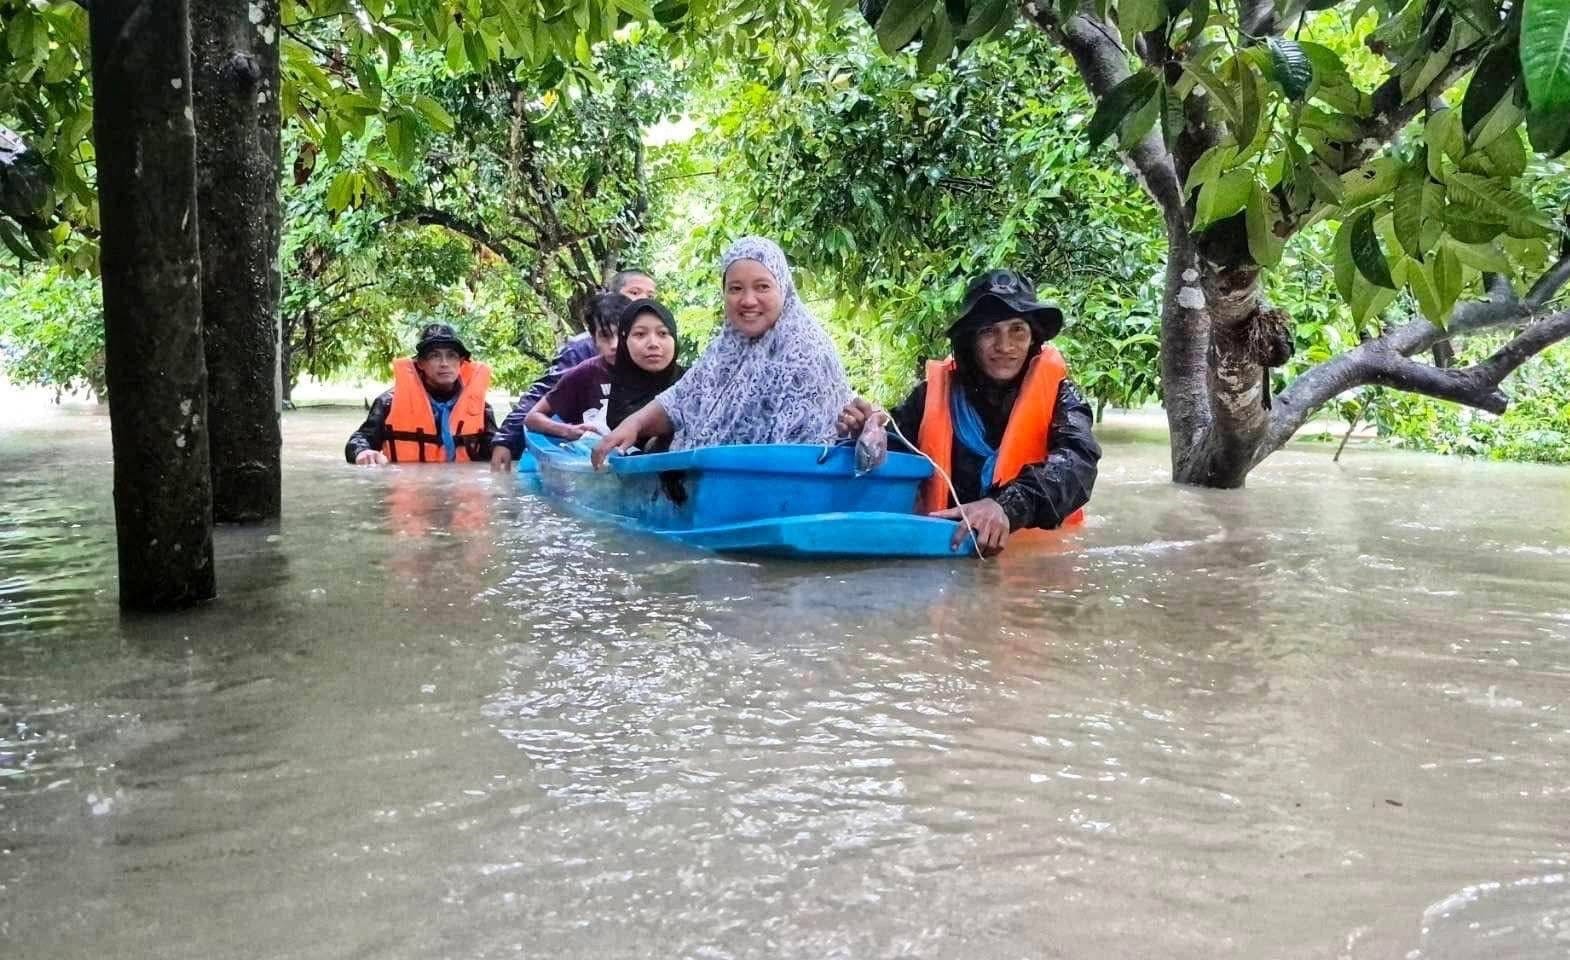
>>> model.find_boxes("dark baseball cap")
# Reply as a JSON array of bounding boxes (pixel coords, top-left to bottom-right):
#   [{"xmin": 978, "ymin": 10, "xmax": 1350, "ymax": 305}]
[
  {"xmin": 414, "ymin": 323, "xmax": 470, "ymax": 360},
  {"xmin": 948, "ymin": 269, "xmax": 1064, "ymax": 341}
]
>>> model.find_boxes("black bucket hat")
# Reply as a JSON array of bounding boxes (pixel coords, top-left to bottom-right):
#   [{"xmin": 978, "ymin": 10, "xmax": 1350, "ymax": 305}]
[
  {"xmin": 947, "ymin": 269, "xmax": 1064, "ymax": 341},
  {"xmin": 414, "ymin": 322, "xmax": 471, "ymax": 360}
]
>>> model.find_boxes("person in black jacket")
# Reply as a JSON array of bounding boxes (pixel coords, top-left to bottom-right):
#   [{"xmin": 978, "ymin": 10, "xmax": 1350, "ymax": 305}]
[
  {"xmin": 345, "ymin": 324, "xmax": 499, "ymax": 465},
  {"xmin": 839, "ymin": 270, "xmax": 1100, "ymax": 555}
]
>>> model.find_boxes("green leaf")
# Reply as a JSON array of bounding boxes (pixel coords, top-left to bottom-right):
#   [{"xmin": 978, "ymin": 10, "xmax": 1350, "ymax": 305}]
[
  {"xmin": 1463, "ymin": 44, "xmax": 1521, "ymax": 133},
  {"xmin": 1118, "ymin": 0, "xmax": 1166, "ymax": 46},
  {"xmin": 445, "ymin": 29, "xmax": 467, "ymax": 74},
  {"xmin": 875, "ymin": 0, "xmax": 932, "ymax": 54},
  {"xmin": 1401, "ymin": 21, "xmax": 1458, "ymax": 101},
  {"xmin": 0, "ymin": 218, "xmax": 39, "ymax": 263},
  {"xmin": 1184, "ymin": 143, "xmax": 1234, "ymax": 195},
  {"xmin": 1405, "ymin": 255, "xmax": 1443, "ymax": 323},
  {"xmin": 1178, "ymin": 0, "xmax": 1209, "ymax": 45},
  {"xmin": 1521, "ymin": 0, "xmax": 1570, "ymax": 110},
  {"xmin": 1340, "ymin": 157, "xmax": 1398, "ymax": 210},
  {"xmin": 1349, "ymin": 207, "xmax": 1396, "ymax": 288},
  {"xmin": 1442, "ymin": 235, "xmax": 1511, "ymax": 273},
  {"xmin": 1160, "ymin": 84, "xmax": 1186, "ymax": 148},
  {"xmin": 958, "ymin": 0, "xmax": 1009, "ymax": 41},
  {"xmin": 1118, "ymin": 81, "xmax": 1163, "ymax": 147},
  {"xmin": 1393, "ymin": 155, "xmax": 1428, "ymax": 259},
  {"xmin": 43, "ymin": 40, "xmax": 76, "ymax": 84},
  {"xmin": 1298, "ymin": 40, "xmax": 1351, "ymax": 87},
  {"xmin": 1425, "ymin": 109, "xmax": 1462, "ymax": 178},
  {"xmin": 915, "ymin": 9, "xmax": 954, "ymax": 74},
  {"xmin": 653, "ymin": 0, "xmax": 689, "ymax": 25},
  {"xmin": 1335, "ymin": 217, "xmax": 1396, "ymax": 322},
  {"xmin": 1469, "ymin": 84, "xmax": 1526, "ymax": 149},
  {"xmin": 1432, "ymin": 242, "xmax": 1463, "ymax": 320},
  {"xmin": 1194, "ymin": 167, "xmax": 1252, "ymax": 229},
  {"xmin": 1305, "ymin": 156, "xmax": 1345, "ymax": 205},
  {"xmin": 1445, "ymin": 171, "xmax": 1553, "ymax": 238},
  {"xmin": 413, "ymin": 95, "xmax": 455, "ymax": 133},
  {"xmin": 1460, "ymin": 128, "xmax": 1528, "ymax": 176},
  {"xmin": 1265, "ymin": 37, "xmax": 1313, "ymax": 100},
  {"xmin": 1245, "ymin": 182, "xmax": 1285, "ymax": 266},
  {"xmin": 1233, "ymin": 60, "xmax": 1263, "ymax": 148},
  {"xmin": 1181, "ymin": 61, "xmax": 1239, "ymax": 126},
  {"xmin": 615, "ymin": 0, "xmax": 656, "ymax": 19},
  {"xmin": 326, "ymin": 171, "xmax": 355, "ymax": 213},
  {"xmin": 1086, "ymin": 70, "xmax": 1159, "ymax": 149},
  {"xmin": 55, "ymin": 109, "xmax": 93, "ymax": 161},
  {"xmin": 1526, "ymin": 105, "xmax": 1570, "ymax": 155},
  {"xmin": 1444, "ymin": 212, "xmax": 1508, "ymax": 244}
]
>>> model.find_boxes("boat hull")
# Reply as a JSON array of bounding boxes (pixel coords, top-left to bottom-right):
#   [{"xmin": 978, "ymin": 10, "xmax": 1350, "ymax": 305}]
[{"xmin": 524, "ymin": 432, "xmax": 970, "ymax": 559}]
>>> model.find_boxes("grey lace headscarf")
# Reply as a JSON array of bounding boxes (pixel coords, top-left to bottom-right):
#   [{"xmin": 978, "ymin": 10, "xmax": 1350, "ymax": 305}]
[{"xmin": 657, "ymin": 236, "xmax": 852, "ymax": 449}]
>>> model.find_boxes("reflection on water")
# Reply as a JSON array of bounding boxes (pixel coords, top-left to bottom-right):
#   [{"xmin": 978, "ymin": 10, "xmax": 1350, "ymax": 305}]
[{"xmin": 1, "ymin": 406, "xmax": 1567, "ymax": 959}]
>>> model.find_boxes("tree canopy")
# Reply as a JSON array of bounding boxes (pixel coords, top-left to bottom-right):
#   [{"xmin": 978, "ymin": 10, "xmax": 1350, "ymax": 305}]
[{"xmin": 2, "ymin": 0, "xmax": 1569, "ymax": 470}]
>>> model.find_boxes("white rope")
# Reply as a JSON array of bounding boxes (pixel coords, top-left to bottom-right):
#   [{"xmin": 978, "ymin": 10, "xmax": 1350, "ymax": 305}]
[{"xmin": 874, "ymin": 412, "xmax": 984, "ymax": 560}]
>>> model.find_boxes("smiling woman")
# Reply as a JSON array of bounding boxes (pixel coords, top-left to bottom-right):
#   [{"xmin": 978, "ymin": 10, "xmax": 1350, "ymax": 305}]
[{"xmin": 591, "ymin": 236, "xmax": 853, "ymax": 463}]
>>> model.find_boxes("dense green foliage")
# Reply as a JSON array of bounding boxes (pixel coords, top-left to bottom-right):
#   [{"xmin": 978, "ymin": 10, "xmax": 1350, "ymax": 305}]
[
  {"xmin": 862, "ymin": 0, "xmax": 1570, "ymax": 330},
  {"xmin": 0, "ymin": 266, "xmax": 102, "ymax": 397},
  {"xmin": 682, "ymin": 23, "xmax": 1165, "ymax": 411},
  {"xmin": 1, "ymin": 0, "xmax": 1568, "ymax": 466}
]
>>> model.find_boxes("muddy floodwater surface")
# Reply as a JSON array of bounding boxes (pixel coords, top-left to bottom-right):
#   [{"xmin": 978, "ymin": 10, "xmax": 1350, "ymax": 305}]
[{"xmin": 1, "ymin": 404, "xmax": 1567, "ymax": 959}]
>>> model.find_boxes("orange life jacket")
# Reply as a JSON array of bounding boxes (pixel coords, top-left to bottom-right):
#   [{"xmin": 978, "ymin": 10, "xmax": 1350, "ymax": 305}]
[
  {"xmin": 916, "ymin": 345, "xmax": 1085, "ymax": 526},
  {"xmin": 382, "ymin": 357, "xmax": 492, "ymax": 463}
]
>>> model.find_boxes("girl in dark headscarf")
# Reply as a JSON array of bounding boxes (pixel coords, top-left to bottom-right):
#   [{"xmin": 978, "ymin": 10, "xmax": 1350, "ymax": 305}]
[{"xmin": 607, "ymin": 298, "xmax": 684, "ymax": 446}]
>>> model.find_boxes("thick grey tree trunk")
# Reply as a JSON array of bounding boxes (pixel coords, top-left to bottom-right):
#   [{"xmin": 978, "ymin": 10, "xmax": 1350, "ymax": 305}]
[
  {"xmin": 191, "ymin": 0, "xmax": 283, "ymax": 521},
  {"xmin": 89, "ymin": 0, "xmax": 216, "ymax": 609}
]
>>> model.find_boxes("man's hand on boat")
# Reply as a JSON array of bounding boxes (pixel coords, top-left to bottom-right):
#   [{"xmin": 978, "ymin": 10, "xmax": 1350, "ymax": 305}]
[
  {"xmin": 931, "ymin": 498, "xmax": 1009, "ymax": 555},
  {"xmin": 355, "ymin": 450, "xmax": 390, "ymax": 467}
]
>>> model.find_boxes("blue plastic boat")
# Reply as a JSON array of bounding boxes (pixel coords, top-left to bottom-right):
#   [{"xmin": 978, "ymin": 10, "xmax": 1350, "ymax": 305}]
[{"xmin": 523, "ymin": 431, "xmax": 972, "ymax": 559}]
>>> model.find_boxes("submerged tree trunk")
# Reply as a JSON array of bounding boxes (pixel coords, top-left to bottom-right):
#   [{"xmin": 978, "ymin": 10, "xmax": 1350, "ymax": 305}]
[
  {"xmin": 191, "ymin": 0, "xmax": 282, "ymax": 522},
  {"xmin": 89, "ymin": 0, "xmax": 216, "ymax": 609}
]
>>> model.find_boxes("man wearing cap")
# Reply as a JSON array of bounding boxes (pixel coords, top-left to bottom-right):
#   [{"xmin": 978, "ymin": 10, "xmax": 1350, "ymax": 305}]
[
  {"xmin": 839, "ymin": 269, "xmax": 1100, "ymax": 555},
  {"xmin": 345, "ymin": 323, "xmax": 498, "ymax": 465}
]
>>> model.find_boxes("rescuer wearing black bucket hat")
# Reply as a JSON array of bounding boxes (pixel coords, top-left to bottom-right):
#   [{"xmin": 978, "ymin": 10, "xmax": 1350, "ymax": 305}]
[
  {"xmin": 838, "ymin": 269, "xmax": 1100, "ymax": 555},
  {"xmin": 345, "ymin": 322, "xmax": 499, "ymax": 465}
]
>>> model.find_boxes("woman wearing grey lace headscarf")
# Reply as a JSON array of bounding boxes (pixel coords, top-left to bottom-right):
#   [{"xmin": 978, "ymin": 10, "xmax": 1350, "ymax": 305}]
[{"xmin": 592, "ymin": 236, "xmax": 853, "ymax": 462}]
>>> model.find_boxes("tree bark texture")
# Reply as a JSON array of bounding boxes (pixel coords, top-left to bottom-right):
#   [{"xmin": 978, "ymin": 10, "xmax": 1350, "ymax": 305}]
[
  {"xmin": 89, "ymin": 0, "xmax": 216, "ymax": 609},
  {"xmin": 191, "ymin": 0, "xmax": 283, "ymax": 521}
]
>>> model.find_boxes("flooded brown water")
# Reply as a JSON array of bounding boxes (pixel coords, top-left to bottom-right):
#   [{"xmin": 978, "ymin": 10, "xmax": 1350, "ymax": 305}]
[{"xmin": 2, "ymin": 404, "xmax": 1567, "ymax": 959}]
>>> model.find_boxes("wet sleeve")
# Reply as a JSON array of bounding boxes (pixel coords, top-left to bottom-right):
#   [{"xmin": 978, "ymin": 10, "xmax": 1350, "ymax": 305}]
[
  {"xmin": 345, "ymin": 392, "xmax": 394, "ymax": 463},
  {"xmin": 494, "ymin": 340, "xmax": 588, "ymax": 454},
  {"xmin": 886, "ymin": 383, "xmax": 926, "ymax": 452},
  {"xmin": 471, "ymin": 403, "xmax": 498, "ymax": 460},
  {"xmin": 990, "ymin": 379, "xmax": 1101, "ymax": 530},
  {"xmin": 493, "ymin": 397, "xmax": 529, "ymax": 457}
]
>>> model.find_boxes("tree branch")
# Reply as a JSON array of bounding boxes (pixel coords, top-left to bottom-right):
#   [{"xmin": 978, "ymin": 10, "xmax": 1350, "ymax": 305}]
[
  {"xmin": 1525, "ymin": 252, "xmax": 1570, "ymax": 308},
  {"xmin": 399, "ymin": 206, "xmax": 519, "ymax": 263},
  {"xmin": 1028, "ymin": 9, "xmax": 1187, "ymax": 225},
  {"xmin": 1253, "ymin": 241, "xmax": 1570, "ymax": 463},
  {"xmin": 1259, "ymin": 299, "xmax": 1569, "ymax": 463},
  {"xmin": 1337, "ymin": 45, "xmax": 1486, "ymax": 175}
]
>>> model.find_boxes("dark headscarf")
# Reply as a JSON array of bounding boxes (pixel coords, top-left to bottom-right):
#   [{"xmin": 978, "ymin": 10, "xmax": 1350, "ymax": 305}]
[{"xmin": 607, "ymin": 298, "xmax": 684, "ymax": 429}]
